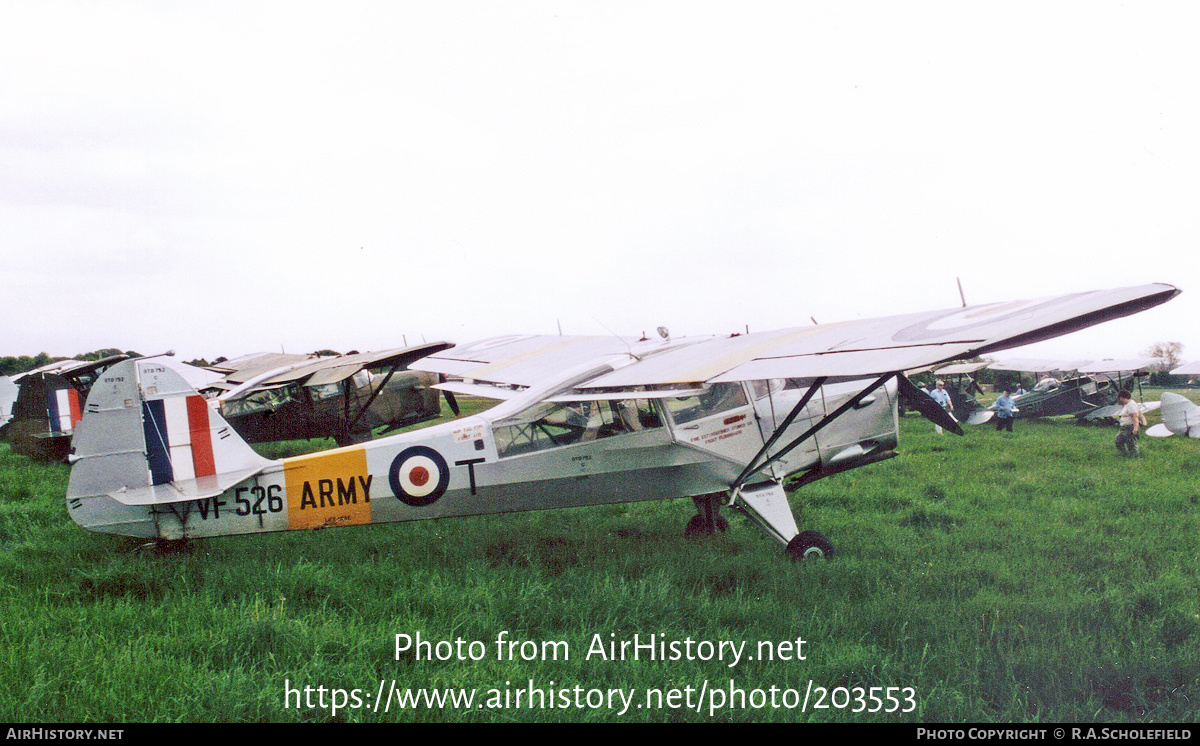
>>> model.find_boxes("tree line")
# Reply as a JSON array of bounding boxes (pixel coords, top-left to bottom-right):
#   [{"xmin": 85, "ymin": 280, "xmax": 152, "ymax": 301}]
[{"xmin": 0, "ymin": 349, "xmax": 140, "ymax": 376}]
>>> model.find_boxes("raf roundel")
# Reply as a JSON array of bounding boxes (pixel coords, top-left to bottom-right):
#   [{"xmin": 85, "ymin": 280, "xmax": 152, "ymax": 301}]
[{"xmin": 389, "ymin": 446, "xmax": 450, "ymax": 507}]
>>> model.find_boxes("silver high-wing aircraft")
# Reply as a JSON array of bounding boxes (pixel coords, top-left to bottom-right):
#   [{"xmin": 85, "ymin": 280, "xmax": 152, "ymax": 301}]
[
  {"xmin": 1145, "ymin": 392, "xmax": 1200, "ymax": 439},
  {"xmin": 1145, "ymin": 362, "xmax": 1200, "ymax": 439},
  {"xmin": 64, "ymin": 284, "xmax": 1178, "ymax": 559}
]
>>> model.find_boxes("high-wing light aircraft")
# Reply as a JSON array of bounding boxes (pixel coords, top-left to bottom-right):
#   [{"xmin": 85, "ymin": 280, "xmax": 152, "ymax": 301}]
[
  {"xmin": 3, "ymin": 354, "xmax": 133, "ymax": 461},
  {"xmin": 984, "ymin": 358, "xmax": 1155, "ymax": 422},
  {"xmin": 64, "ymin": 284, "xmax": 1178, "ymax": 559},
  {"xmin": 1145, "ymin": 362, "xmax": 1200, "ymax": 439},
  {"xmin": 1145, "ymin": 392, "xmax": 1200, "ymax": 439},
  {"xmin": 1070, "ymin": 359, "xmax": 1160, "ymax": 423},
  {"xmin": 204, "ymin": 343, "xmax": 456, "ymax": 446}
]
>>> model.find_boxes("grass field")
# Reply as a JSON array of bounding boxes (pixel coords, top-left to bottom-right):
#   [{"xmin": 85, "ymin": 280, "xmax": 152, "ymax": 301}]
[{"xmin": 1, "ymin": 393, "xmax": 1197, "ymax": 722}]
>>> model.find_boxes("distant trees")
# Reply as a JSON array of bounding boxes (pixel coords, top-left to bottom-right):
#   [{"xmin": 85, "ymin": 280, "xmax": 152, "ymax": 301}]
[
  {"xmin": 0, "ymin": 353, "xmax": 62, "ymax": 376},
  {"xmin": 1143, "ymin": 341, "xmax": 1184, "ymax": 385},
  {"xmin": 0, "ymin": 349, "xmax": 141, "ymax": 376}
]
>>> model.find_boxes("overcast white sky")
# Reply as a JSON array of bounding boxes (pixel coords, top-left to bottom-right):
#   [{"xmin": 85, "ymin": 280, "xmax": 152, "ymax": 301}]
[{"xmin": 1, "ymin": 1, "xmax": 1196, "ymax": 365}]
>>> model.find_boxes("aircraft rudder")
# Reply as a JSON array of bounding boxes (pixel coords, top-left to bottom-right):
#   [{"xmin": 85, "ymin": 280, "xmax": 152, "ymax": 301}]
[{"xmin": 67, "ymin": 358, "xmax": 272, "ymax": 533}]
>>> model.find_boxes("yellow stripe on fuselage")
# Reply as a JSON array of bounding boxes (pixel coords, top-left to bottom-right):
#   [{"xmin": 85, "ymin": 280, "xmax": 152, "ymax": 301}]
[{"xmin": 284, "ymin": 447, "xmax": 372, "ymax": 530}]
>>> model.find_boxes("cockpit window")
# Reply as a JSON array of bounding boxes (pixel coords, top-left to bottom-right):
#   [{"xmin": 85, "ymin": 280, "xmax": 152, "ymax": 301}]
[
  {"xmin": 661, "ymin": 382, "xmax": 748, "ymax": 425},
  {"xmin": 308, "ymin": 382, "xmax": 341, "ymax": 401},
  {"xmin": 1034, "ymin": 377, "xmax": 1060, "ymax": 393},
  {"xmin": 750, "ymin": 379, "xmax": 785, "ymax": 400},
  {"xmin": 221, "ymin": 384, "xmax": 299, "ymax": 417},
  {"xmin": 493, "ymin": 399, "xmax": 661, "ymax": 457}
]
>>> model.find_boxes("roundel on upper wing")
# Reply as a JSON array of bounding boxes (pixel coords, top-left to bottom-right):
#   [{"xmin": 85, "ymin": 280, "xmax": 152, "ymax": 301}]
[
  {"xmin": 388, "ymin": 446, "xmax": 450, "ymax": 507},
  {"xmin": 892, "ymin": 294, "xmax": 1086, "ymax": 343}
]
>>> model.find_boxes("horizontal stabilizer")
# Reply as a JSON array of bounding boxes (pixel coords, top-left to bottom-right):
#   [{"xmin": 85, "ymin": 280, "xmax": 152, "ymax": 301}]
[
  {"xmin": 106, "ymin": 465, "xmax": 268, "ymax": 506},
  {"xmin": 1083, "ymin": 400, "xmax": 1160, "ymax": 422},
  {"xmin": 966, "ymin": 410, "xmax": 995, "ymax": 425}
]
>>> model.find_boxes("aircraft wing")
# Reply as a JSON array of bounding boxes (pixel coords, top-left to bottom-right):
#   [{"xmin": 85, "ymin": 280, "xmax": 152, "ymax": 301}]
[
  {"xmin": 294, "ymin": 343, "xmax": 454, "ymax": 387},
  {"xmin": 987, "ymin": 358, "xmax": 1093, "ymax": 373},
  {"xmin": 211, "ymin": 353, "xmax": 319, "ymax": 384},
  {"xmin": 1171, "ymin": 361, "xmax": 1200, "ymax": 376},
  {"xmin": 578, "ymin": 284, "xmax": 1178, "ymax": 388},
  {"xmin": 409, "ymin": 335, "xmax": 678, "ymax": 387},
  {"xmin": 219, "ymin": 343, "xmax": 454, "ymax": 394},
  {"xmin": 11, "ymin": 356, "xmax": 128, "ymax": 383},
  {"xmin": 1076, "ymin": 358, "xmax": 1157, "ymax": 374},
  {"xmin": 411, "ymin": 284, "xmax": 1178, "ymax": 393},
  {"xmin": 933, "ymin": 362, "xmax": 992, "ymax": 375}
]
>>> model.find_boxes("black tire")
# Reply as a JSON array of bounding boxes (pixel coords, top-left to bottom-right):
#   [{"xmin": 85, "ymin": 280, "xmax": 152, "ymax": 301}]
[
  {"xmin": 684, "ymin": 513, "xmax": 730, "ymax": 539},
  {"xmin": 785, "ymin": 530, "xmax": 834, "ymax": 560}
]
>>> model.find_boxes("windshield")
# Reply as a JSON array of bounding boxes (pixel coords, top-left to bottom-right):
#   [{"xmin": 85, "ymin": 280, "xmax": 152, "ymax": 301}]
[
  {"xmin": 221, "ymin": 384, "xmax": 299, "ymax": 417},
  {"xmin": 493, "ymin": 398, "xmax": 661, "ymax": 457},
  {"xmin": 661, "ymin": 383, "xmax": 748, "ymax": 425}
]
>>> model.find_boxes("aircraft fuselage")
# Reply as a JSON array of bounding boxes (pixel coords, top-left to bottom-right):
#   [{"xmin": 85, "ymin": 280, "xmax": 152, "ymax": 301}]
[{"xmin": 67, "ymin": 372, "xmax": 899, "ymax": 541}]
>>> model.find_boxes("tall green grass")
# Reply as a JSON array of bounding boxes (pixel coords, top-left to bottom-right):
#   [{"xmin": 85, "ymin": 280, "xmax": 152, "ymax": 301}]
[{"xmin": 0, "ymin": 398, "xmax": 1197, "ymax": 722}]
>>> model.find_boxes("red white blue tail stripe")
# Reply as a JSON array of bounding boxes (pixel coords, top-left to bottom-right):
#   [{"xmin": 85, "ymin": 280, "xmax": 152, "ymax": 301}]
[
  {"xmin": 48, "ymin": 388, "xmax": 82, "ymax": 434},
  {"xmin": 142, "ymin": 395, "xmax": 217, "ymax": 485}
]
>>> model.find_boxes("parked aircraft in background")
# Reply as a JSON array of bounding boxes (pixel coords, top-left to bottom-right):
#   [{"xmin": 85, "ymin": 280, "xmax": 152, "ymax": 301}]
[
  {"xmin": 1146, "ymin": 362, "xmax": 1200, "ymax": 438},
  {"xmin": 63, "ymin": 284, "xmax": 1178, "ymax": 559},
  {"xmin": 1169, "ymin": 361, "xmax": 1200, "ymax": 382},
  {"xmin": 929, "ymin": 362, "xmax": 994, "ymax": 425},
  {"xmin": 1070, "ymin": 359, "xmax": 1160, "ymax": 423},
  {"xmin": 204, "ymin": 343, "xmax": 456, "ymax": 446},
  {"xmin": 1146, "ymin": 393, "xmax": 1200, "ymax": 439},
  {"xmin": 2, "ymin": 354, "xmax": 134, "ymax": 461},
  {"xmin": 985, "ymin": 358, "xmax": 1156, "ymax": 422}
]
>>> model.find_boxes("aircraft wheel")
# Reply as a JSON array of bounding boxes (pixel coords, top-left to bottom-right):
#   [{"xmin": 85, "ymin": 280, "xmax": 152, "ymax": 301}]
[
  {"xmin": 785, "ymin": 530, "xmax": 834, "ymax": 561},
  {"xmin": 684, "ymin": 514, "xmax": 729, "ymax": 539}
]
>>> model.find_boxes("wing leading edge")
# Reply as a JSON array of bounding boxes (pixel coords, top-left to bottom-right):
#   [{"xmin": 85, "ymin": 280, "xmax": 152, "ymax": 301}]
[
  {"xmin": 408, "ymin": 284, "xmax": 1178, "ymax": 391},
  {"xmin": 585, "ymin": 283, "xmax": 1179, "ymax": 388}
]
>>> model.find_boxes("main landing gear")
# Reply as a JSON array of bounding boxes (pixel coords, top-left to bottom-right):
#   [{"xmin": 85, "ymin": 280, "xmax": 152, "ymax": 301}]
[
  {"xmin": 686, "ymin": 488, "xmax": 834, "ymax": 560},
  {"xmin": 685, "ymin": 493, "xmax": 729, "ymax": 538},
  {"xmin": 784, "ymin": 530, "xmax": 834, "ymax": 560}
]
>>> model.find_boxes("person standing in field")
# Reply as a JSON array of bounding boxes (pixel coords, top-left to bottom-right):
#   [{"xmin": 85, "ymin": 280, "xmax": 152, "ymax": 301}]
[
  {"xmin": 994, "ymin": 389, "xmax": 1016, "ymax": 432},
  {"xmin": 1114, "ymin": 389, "xmax": 1145, "ymax": 457},
  {"xmin": 930, "ymin": 379, "xmax": 954, "ymax": 435}
]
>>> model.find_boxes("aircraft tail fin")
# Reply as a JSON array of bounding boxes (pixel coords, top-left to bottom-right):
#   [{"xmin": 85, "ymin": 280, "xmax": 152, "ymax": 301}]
[
  {"xmin": 1151, "ymin": 392, "xmax": 1200, "ymax": 439},
  {"xmin": 67, "ymin": 358, "xmax": 273, "ymax": 507}
]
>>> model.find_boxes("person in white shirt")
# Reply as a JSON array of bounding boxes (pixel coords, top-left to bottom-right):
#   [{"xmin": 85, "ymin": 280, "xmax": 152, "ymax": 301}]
[
  {"xmin": 929, "ymin": 380, "xmax": 954, "ymax": 435},
  {"xmin": 1114, "ymin": 389, "xmax": 1144, "ymax": 457}
]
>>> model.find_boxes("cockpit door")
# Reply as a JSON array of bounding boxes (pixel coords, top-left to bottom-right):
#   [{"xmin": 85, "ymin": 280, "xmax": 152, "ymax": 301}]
[{"xmin": 663, "ymin": 382, "xmax": 765, "ymax": 465}]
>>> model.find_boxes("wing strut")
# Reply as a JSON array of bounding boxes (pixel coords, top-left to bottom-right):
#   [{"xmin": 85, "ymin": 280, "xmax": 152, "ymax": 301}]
[
  {"xmin": 732, "ymin": 373, "xmax": 895, "ymax": 494},
  {"xmin": 733, "ymin": 376, "xmax": 826, "ymax": 490},
  {"xmin": 346, "ymin": 364, "xmax": 400, "ymax": 434}
]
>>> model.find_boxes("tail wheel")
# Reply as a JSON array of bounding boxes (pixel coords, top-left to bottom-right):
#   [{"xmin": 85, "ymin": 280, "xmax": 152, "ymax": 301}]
[{"xmin": 785, "ymin": 530, "xmax": 834, "ymax": 560}]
